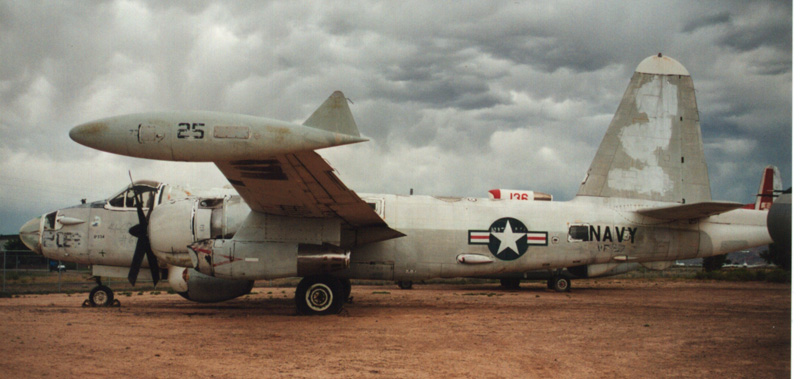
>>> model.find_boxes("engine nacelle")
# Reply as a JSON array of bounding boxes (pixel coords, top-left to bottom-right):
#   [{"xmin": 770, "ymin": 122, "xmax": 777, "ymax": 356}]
[
  {"xmin": 149, "ymin": 195, "xmax": 250, "ymax": 267},
  {"xmin": 168, "ymin": 265, "xmax": 254, "ymax": 303},
  {"xmin": 189, "ymin": 239, "xmax": 350, "ymax": 280}
]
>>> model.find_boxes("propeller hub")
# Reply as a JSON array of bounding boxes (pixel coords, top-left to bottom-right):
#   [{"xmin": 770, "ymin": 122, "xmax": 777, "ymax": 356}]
[{"xmin": 129, "ymin": 224, "xmax": 147, "ymax": 239}]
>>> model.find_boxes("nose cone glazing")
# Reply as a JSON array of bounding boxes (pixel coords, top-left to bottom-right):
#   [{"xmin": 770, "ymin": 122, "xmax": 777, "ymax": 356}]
[{"xmin": 19, "ymin": 217, "xmax": 42, "ymax": 254}]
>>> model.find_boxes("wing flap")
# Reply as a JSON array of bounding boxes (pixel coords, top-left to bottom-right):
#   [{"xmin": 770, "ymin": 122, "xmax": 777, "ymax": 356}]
[{"xmin": 636, "ymin": 201, "xmax": 744, "ymax": 220}]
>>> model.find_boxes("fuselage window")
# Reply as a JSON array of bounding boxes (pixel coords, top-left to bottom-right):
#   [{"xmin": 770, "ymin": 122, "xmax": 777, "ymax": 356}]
[{"xmin": 568, "ymin": 225, "xmax": 589, "ymax": 242}]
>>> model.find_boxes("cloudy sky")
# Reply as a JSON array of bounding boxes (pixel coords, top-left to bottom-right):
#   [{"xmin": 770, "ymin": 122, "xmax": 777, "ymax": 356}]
[{"xmin": 0, "ymin": 0, "xmax": 792, "ymax": 234}]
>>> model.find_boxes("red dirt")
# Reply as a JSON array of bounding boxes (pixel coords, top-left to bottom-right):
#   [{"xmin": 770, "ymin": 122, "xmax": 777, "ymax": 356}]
[{"xmin": 0, "ymin": 279, "xmax": 790, "ymax": 378}]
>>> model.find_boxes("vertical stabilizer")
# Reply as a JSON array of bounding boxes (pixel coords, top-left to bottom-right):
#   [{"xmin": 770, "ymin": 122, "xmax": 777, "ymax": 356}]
[
  {"xmin": 753, "ymin": 165, "xmax": 782, "ymax": 210},
  {"xmin": 577, "ymin": 54, "xmax": 711, "ymax": 204},
  {"xmin": 303, "ymin": 91, "xmax": 361, "ymax": 137}
]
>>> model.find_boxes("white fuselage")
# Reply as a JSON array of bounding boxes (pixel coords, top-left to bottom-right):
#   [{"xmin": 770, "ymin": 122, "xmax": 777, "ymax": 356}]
[
  {"xmin": 341, "ymin": 194, "xmax": 770, "ymax": 281},
  {"xmin": 28, "ymin": 188, "xmax": 771, "ymax": 283}
]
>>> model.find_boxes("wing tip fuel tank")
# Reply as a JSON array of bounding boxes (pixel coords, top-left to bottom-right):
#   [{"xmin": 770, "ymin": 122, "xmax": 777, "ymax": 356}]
[{"xmin": 69, "ymin": 91, "xmax": 368, "ymax": 162}]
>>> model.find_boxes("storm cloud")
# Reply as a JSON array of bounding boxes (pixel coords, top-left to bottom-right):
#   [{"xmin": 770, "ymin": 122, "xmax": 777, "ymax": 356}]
[{"xmin": 0, "ymin": 0, "xmax": 792, "ymax": 234}]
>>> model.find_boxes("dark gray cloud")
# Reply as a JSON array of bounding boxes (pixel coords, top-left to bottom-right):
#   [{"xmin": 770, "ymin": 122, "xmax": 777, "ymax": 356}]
[
  {"xmin": 683, "ymin": 12, "xmax": 732, "ymax": 33},
  {"xmin": 0, "ymin": 0, "xmax": 792, "ymax": 234}
]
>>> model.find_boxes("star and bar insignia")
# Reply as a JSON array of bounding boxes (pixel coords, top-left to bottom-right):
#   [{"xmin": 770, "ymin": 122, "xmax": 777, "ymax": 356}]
[{"xmin": 468, "ymin": 217, "xmax": 547, "ymax": 261}]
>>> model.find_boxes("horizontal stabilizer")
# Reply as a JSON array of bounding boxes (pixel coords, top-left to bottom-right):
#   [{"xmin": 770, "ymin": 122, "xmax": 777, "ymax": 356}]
[
  {"xmin": 636, "ymin": 201, "xmax": 744, "ymax": 220},
  {"xmin": 303, "ymin": 91, "xmax": 361, "ymax": 137}
]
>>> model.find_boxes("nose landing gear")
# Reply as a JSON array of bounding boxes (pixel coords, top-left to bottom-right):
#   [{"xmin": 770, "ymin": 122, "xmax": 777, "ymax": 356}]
[{"xmin": 82, "ymin": 277, "xmax": 121, "ymax": 307}]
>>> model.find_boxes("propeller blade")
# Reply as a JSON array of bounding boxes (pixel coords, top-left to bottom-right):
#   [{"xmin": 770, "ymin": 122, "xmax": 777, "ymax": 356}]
[
  {"xmin": 128, "ymin": 238, "xmax": 147, "ymax": 286},
  {"xmin": 131, "ymin": 186, "xmax": 147, "ymax": 226},
  {"xmin": 126, "ymin": 176, "xmax": 160, "ymax": 286},
  {"xmin": 145, "ymin": 248, "xmax": 160, "ymax": 286}
]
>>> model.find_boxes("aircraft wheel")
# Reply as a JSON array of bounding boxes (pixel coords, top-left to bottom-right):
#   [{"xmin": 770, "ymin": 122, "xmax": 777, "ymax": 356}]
[
  {"xmin": 295, "ymin": 276, "xmax": 344, "ymax": 315},
  {"xmin": 553, "ymin": 276, "xmax": 571, "ymax": 292},
  {"xmin": 397, "ymin": 280, "xmax": 413, "ymax": 290},
  {"xmin": 89, "ymin": 285, "xmax": 114, "ymax": 307}
]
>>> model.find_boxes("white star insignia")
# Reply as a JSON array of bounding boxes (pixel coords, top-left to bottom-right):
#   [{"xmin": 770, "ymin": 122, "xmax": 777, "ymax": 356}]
[{"xmin": 492, "ymin": 220, "xmax": 525, "ymax": 255}]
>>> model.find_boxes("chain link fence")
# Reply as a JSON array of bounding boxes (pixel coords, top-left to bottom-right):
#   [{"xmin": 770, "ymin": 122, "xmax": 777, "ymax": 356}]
[{"xmin": 0, "ymin": 250, "xmax": 176, "ymax": 295}]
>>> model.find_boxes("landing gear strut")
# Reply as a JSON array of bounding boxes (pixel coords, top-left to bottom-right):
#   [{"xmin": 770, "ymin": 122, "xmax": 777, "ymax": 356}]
[
  {"xmin": 83, "ymin": 277, "xmax": 120, "ymax": 307},
  {"xmin": 340, "ymin": 278, "xmax": 353, "ymax": 303},
  {"xmin": 295, "ymin": 275, "xmax": 345, "ymax": 315}
]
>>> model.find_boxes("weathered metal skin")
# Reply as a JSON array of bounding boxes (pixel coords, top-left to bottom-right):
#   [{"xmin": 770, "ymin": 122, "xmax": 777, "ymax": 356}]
[
  {"xmin": 168, "ymin": 265, "xmax": 254, "ymax": 303},
  {"xmin": 149, "ymin": 195, "xmax": 250, "ymax": 267},
  {"xmin": 338, "ymin": 194, "xmax": 770, "ymax": 282}
]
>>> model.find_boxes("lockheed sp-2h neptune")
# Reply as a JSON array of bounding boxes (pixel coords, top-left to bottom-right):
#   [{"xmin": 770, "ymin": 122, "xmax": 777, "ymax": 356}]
[{"xmin": 20, "ymin": 55, "xmax": 772, "ymax": 314}]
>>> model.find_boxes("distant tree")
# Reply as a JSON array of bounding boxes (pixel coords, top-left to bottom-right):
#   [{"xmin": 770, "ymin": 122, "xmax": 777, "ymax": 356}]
[
  {"xmin": 760, "ymin": 243, "xmax": 790, "ymax": 271},
  {"xmin": 3, "ymin": 236, "xmax": 30, "ymax": 252},
  {"xmin": 702, "ymin": 254, "xmax": 728, "ymax": 272}
]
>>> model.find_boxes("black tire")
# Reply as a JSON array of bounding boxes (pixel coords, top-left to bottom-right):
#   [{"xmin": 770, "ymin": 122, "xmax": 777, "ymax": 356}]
[
  {"xmin": 340, "ymin": 278, "xmax": 352, "ymax": 300},
  {"xmin": 546, "ymin": 277, "xmax": 555, "ymax": 289},
  {"xmin": 553, "ymin": 276, "xmax": 571, "ymax": 292},
  {"xmin": 295, "ymin": 276, "xmax": 344, "ymax": 315},
  {"xmin": 89, "ymin": 285, "xmax": 114, "ymax": 307},
  {"xmin": 397, "ymin": 280, "xmax": 413, "ymax": 290},
  {"xmin": 500, "ymin": 278, "xmax": 521, "ymax": 289}
]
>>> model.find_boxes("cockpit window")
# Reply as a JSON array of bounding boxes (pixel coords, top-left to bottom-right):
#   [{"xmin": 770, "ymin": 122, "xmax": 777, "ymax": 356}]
[
  {"xmin": 107, "ymin": 184, "xmax": 159, "ymax": 210},
  {"xmin": 44, "ymin": 211, "xmax": 57, "ymax": 230}
]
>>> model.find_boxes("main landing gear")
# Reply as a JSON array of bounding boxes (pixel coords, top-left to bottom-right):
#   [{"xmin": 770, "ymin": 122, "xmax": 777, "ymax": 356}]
[
  {"xmin": 547, "ymin": 275, "xmax": 571, "ymax": 292},
  {"xmin": 295, "ymin": 275, "xmax": 350, "ymax": 315},
  {"xmin": 82, "ymin": 277, "xmax": 120, "ymax": 307}
]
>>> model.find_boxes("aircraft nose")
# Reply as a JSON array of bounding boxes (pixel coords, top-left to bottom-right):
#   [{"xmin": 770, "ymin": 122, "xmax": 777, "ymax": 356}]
[{"xmin": 19, "ymin": 217, "xmax": 42, "ymax": 254}]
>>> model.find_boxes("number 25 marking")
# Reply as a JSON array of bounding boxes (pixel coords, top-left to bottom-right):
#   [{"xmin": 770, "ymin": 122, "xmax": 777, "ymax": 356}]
[{"xmin": 177, "ymin": 123, "xmax": 205, "ymax": 139}]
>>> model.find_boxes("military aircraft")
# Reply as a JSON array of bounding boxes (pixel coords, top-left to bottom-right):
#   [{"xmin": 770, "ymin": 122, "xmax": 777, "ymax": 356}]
[{"xmin": 19, "ymin": 54, "xmax": 772, "ymax": 315}]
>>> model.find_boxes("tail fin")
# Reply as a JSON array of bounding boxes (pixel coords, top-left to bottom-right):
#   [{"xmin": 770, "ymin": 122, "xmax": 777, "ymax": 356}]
[
  {"xmin": 749, "ymin": 165, "xmax": 782, "ymax": 210},
  {"xmin": 577, "ymin": 54, "xmax": 711, "ymax": 204},
  {"xmin": 303, "ymin": 91, "xmax": 361, "ymax": 137}
]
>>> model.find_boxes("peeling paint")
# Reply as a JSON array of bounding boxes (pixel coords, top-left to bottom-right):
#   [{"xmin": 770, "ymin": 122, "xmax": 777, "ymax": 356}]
[{"xmin": 607, "ymin": 76, "xmax": 678, "ymax": 196}]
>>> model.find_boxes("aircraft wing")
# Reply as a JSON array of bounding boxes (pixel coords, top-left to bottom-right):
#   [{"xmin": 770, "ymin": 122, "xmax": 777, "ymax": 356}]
[
  {"xmin": 215, "ymin": 91, "xmax": 404, "ymax": 246},
  {"xmin": 215, "ymin": 151, "xmax": 404, "ymax": 246},
  {"xmin": 635, "ymin": 201, "xmax": 744, "ymax": 220},
  {"xmin": 216, "ymin": 152, "xmax": 375, "ymax": 222},
  {"xmin": 69, "ymin": 90, "xmax": 404, "ymax": 246}
]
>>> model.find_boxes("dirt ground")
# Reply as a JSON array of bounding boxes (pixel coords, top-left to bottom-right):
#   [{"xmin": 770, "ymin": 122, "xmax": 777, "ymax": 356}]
[{"xmin": 0, "ymin": 278, "xmax": 790, "ymax": 378}]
